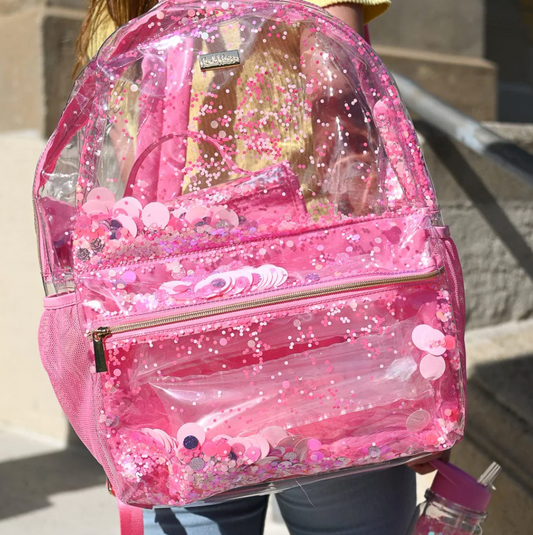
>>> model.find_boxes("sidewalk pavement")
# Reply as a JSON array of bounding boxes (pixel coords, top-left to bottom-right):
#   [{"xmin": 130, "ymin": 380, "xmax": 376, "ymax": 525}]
[{"xmin": 0, "ymin": 426, "xmax": 432, "ymax": 535}]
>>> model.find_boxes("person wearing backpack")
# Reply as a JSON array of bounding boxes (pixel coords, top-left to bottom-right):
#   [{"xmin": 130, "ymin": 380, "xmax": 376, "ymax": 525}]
[{"xmin": 36, "ymin": 1, "xmax": 458, "ymax": 534}]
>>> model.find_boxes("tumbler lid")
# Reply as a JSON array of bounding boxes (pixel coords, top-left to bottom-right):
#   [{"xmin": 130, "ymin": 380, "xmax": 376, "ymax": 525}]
[{"xmin": 430, "ymin": 460, "xmax": 492, "ymax": 513}]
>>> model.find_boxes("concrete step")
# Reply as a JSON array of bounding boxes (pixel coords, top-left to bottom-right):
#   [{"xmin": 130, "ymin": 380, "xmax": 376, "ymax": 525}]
[{"xmin": 452, "ymin": 319, "xmax": 533, "ymax": 535}]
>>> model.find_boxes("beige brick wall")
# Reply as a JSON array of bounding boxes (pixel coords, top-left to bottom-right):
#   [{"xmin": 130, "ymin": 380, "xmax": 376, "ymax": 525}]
[{"xmin": 0, "ymin": 132, "xmax": 68, "ymax": 442}]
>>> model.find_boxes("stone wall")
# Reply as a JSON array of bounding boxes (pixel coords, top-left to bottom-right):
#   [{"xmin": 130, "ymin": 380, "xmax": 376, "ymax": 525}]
[
  {"xmin": 370, "ymin": 0, "xmax": 497, "ymax": 122},
  {"xmin": 0, "ymin": 131, "xmax": 67, "ymax": 441},
  {"xmin": 456, "ymin": 320, "xmax": 533, "ymax": 535},
  {"xmin": 485, "ymin": 0, "xmax": 533, "ymax": 122},
  {"xmin": 377, "ymin": 46, "xmax": 497, "ymax": 122},
  {"xmin": 370, "ymin": 0, "xmax": 486, "ymax": 57},
  {"xmin": 420, "ymin": 122, "xmax": 533, "ymax": 328},
  {"xmin": 0, "ymin": 0, "xmax": 84, "ymax": 136}
]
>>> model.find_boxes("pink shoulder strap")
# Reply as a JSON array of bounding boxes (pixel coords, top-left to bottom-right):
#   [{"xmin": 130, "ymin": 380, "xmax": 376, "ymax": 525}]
[{"xmin": 118, "ymin": 499, "xmax": 144, "ymax": 535}]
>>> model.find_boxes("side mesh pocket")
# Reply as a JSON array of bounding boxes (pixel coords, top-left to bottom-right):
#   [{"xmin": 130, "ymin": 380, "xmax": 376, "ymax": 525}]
[{"xmin": 38, "ymin": 294, "xmax": 111, "ymax": 474}]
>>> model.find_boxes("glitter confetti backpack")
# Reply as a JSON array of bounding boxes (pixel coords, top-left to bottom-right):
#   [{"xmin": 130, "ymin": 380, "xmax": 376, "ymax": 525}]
[{"xmin": 34, "ymin": 0, "xmax": 467, "ymax": 529}]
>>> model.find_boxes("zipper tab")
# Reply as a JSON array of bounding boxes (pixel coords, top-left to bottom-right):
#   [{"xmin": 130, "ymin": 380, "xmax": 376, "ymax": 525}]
[{"xmin": 93, "ymin": 327, "xmax": 111, "ymax": 373}]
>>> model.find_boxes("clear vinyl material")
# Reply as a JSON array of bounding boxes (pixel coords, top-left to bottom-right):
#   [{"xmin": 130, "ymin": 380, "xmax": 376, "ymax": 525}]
[
  {"xmin": 409, "ymin": 490, "xmax": 486, "ymax": 535},
  {"xmin": 34, "ymin": 0, "xmax": 466, "ymax": 507}
]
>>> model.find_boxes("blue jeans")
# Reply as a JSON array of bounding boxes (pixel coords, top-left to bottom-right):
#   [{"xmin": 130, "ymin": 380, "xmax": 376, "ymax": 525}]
[{"xmin": 143, "ymin": 466, "xmax": 416, "ymax": 535}]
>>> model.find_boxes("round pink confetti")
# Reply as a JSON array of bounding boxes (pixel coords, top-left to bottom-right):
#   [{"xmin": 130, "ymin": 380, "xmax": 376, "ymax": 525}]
[
  {"xmin": 411, "ymin": 324, "xmax": 434, "ymax": 350},
  {"xmin": 445, "ymin": 335, "xmax": 456, "ymax": 350},
  {"xmin": 144, "ymin": 429, "xmax": 173, "ymax": 453},
  {"xmin": 427, "ymin": 330, "xmax": 446, "ymax": 355},
  {"xmin": 246, "ymin": 447, "xmax": 261, "ymax": 462},
  {"xmin": 113, "ymin": 369, "xmax": 121, "ymax": 376},
  {"xmin": 309, "ymin": 451, "xmax": 324, "ymax": 462},
  {"xmin": 82, "ymin": 200, "xmax": 108, "ymax": 215},
  {"xmin": 216, "ymin": 442, "xmax": 230, "ymax": 457},
  {"xmin": 269, "ymin": 447, "xmax": 285, "ymax": 458},
  {"xmin": 406, "ymin": 409, "xmax": 431, "ymax": 432},
  {"xmin": 246, "ymin": 435, "xmax": 270, "ymax": 458},
  {"xmin": 276, "ymin": 436, "xmax": 299, "ymax": 448},
  {"xmin": 229, "ymin": 437, "xmax": 253, "ymax": 450},
  {"xmin": 256, "ymin": 456, "xmax": 280, "ymax": 466},
  {"xmin": 233, "ymin": 271, "xmax": 253, "ymax": 294},
  {"xmin": 260, "ymin": 426, "xmax": 287, "ymax": 447},
  {"xmin": 160, "ymin": 281, "xmax": 190, "ymax": 295},
  {"xmin": 229, "ymin": 442, "xmax": 246, "ymax": 457},
  {"xmin": 177, "ymin": 423, "xmax": 205, "ymax": 445},
  {"xmin": 412, "ymin": 324, "xmax": 446, "ymax": 355},
  {"xmin": 255, "ymin": 265, "xmax": 274, "ymax": 289},
  {"xmin": 201, "ymin": 441, "xmax": 218, "ymax": 457},
  {"xmin": 307, "ymin": 439, "xmax": 322, "ymax": 451},
  {"xmin": 293, "ymin": 439, "xmax": 310, "ymax": 458},
  {"xmin": 194, "ymin": 274, "xmax": 231, "ymax": 298},
  {"xmin": 113, "ymin": 197, "xmax": 143, "ymax": 218},
  {"xmin": 425, "ymin": 431, "xmax": 440, "ymax": 446},
  {"xmin": 250, "ymin": 272, "xmax": 262, "ymax": 289},
  {"xmin": 419, "ymin": 355, "xmax": 446, "ymax": 380},
  {"xmin": 115, "ymin": 214, "xmax": 138, "ymax": 237},
  {"xmin": 211, "ymin": 207, "xmax": 239, "ymax": 227},
  {"xmin": 142, "ymin": 202, "xmax": 170, "ymax": 229},
  {"xmin": 177, "ymin": 448, "xmax": 195, "ymax": 464},
  {"xmin": 212, "ymin": 434, "xmax": 232, "ymax": 442},
  {"xmin": 87, "ymin": 187, "xmax": 115, "ymax": 210},
  {"xmin": 282, "ymin": 381, "xmax": 290, "ymax": 388},
  {"xmin": 219, "ymin": 337, "xmax": 228, "ymax": 346},
  {"xmin": 185, "ymin": 205, "xmax": 209, "ymax": 224}
]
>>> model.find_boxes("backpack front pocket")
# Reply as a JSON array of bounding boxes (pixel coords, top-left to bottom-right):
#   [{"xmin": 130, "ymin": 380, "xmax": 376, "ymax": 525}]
[{"xmin": 93, "ymin": 271, "xmax": 465, "ymax": 506}]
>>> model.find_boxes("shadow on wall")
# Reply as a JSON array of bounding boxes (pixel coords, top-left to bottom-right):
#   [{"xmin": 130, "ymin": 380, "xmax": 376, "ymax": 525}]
[
  {"xmin": 0, "ymin": 440, "xmax": 105, "ymax": 521},
  {"xmin": 485, "ymin": 0, "xmax": 533, "ymax": 122},
  {"xmin": 458, "ymin": 352, "xmax": 533, "ymax": 535},
  {"xmin": 465, "ymin": 352, "xmax": 533, "ymax": 493},
  {"xmin": 416, "ymin": 121, "xmax": 533, "ymax": 283}
]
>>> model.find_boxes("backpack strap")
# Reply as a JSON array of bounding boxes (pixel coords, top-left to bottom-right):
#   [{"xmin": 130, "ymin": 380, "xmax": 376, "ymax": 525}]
[{"xmin": 117, "ymin": 499, "xmax": 144, "ymax": 535}]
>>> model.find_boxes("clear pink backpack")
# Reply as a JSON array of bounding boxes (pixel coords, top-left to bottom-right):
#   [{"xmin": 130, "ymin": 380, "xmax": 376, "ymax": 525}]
[{"xmin": 34, "ymin": 0, "xmax": 466, "ymax": 529}]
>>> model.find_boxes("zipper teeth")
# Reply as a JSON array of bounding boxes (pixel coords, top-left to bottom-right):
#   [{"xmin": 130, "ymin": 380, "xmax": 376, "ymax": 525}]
[{"xmin": 103, "ymin": 269, "xmax": 442, "ymax": 337}]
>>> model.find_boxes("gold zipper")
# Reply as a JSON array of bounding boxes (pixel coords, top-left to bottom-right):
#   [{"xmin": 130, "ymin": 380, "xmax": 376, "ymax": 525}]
[{"xmin": 92, "ymin": 268, "xmax": 441, "ymax": 372}]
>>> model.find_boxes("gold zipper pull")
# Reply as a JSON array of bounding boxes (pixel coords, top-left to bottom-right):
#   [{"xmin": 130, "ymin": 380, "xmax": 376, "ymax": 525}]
[{"xmin": 92, "ymin": 327, "xmax": 111, "ymax": 373}]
